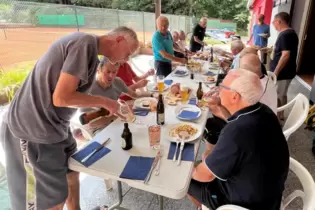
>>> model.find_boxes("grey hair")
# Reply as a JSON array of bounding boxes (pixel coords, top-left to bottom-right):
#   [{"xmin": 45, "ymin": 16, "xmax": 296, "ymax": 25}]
[
  {"xmin": 229, "ymin": 68, "xmax": 263, "ymax": 105},
  {"xmin": 231, "ymin": 40, "xmax": 245, "ymax": 51},
  {"xmin": 108, "ymin": 26, "xmax": 139, "ymax": 44}
]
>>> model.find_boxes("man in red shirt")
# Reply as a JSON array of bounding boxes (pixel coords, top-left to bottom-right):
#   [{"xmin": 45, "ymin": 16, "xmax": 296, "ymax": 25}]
[{"xmin": 117, "ymin": 62, "xmax": 154, "ymax": 101}]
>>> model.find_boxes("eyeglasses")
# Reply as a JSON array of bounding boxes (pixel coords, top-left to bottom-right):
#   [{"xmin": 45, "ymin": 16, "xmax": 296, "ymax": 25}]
[
  {"xmin": 106, "ymin": 37, "xmax": 134, "ymax": 65},
  {"xmin": 219, "ymin": 84, "xmax": 241, "ymax": 96}
]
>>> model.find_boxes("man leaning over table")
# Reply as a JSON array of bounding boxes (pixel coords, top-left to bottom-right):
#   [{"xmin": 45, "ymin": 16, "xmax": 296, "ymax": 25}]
[
  {"xmin": 152, "ymin": 16, "xmax": 187, "ymax": 77},
  {"xmin": 0, "ymin": 27, "xmax": 139, "ymax": 210},
  {"xmin": 188, "ymin": 69, "xmax": 289, "ymax": 210}
]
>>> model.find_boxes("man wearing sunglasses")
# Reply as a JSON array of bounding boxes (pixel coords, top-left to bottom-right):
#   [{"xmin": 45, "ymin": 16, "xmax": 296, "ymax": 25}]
[
  {"xmin": 188, "ymin": 69, "xmax": 289, "ymax": 210},
  {"xmin": 1, "ymin": 27, "xmax": 139, "ymax": 210}
]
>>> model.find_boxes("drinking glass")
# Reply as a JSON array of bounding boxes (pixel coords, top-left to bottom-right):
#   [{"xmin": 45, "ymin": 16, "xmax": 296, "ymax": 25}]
[
  {"xmin": 119, "ymin": 101, "xmax": 135, "ymax": 122},
  {"xmin": 157, "ymin": 75, "xmax": 165, "ymax": 92},
  {"xmin": 180, "ymin": 85, "xmax": 189, "ymax": 103},
  {"xmin": 148, "ymin": 125, "xmax": 161, "ymax": 149}
]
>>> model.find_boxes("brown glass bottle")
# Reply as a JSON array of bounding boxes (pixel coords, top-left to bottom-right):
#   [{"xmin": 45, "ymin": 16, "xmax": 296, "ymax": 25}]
[
  {"xmin": 196, "ymin": 82, "xmax": 204, "ymax": 100},
  {"xmin": 79, "ymin": 108, "xmax": 109, "ymax": 125},
  {"xmin": 156, "ymin": 94, "xmax": 165, "ymax": 125},
  {"xmin": 210, "ymin": 46, "xmax": 214, "ymax": 63},
  {"xmin": 121, "ymin": 123, "xmax": 132, "ymax": 150}
]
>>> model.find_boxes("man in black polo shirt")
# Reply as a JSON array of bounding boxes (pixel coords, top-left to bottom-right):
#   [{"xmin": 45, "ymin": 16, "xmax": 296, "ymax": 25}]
[
  {"xmin": 270, "ymin": 12, "xmax": 299, "ymax": 120},
  {"xmin": 190, "ymin": 17, "xmax": 207, "ymax": 52},
  {"xmin": 188, "ymin": 69, "xmax": 289, "ymax": 210}
]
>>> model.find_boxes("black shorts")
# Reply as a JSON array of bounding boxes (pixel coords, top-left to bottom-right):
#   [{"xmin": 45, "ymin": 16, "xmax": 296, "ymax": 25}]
[
  {"xmin": 188, "ymin": 179, "xmax": 227, "ymax": 209},
  {"xmin": 203, "ymin": 116, "xmax": 227, "ymax": 145},
  {"xmin": 190, "ymin": 43, "xmax": 202, "ymax": 52},
  {"xmin": 154, "ymin": 60, "xmax": 172, "ymax": 77}
]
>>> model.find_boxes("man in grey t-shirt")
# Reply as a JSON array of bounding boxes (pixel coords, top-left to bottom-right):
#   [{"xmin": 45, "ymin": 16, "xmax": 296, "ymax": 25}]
[{"xmin": 1, "ymin": 27, "xmax": 139, "ymax": 210}]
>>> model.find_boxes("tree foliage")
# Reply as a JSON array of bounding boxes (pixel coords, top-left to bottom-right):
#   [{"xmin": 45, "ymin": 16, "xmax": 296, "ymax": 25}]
[{"xmin": 24, "ymin": 0, "xmax": 250, "ymax": 30}]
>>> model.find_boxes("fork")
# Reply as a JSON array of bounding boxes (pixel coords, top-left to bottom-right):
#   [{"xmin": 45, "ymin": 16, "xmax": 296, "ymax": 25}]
[{"xmin": 155, "ymin": 150, "xmax": 163, "ymax": 176}]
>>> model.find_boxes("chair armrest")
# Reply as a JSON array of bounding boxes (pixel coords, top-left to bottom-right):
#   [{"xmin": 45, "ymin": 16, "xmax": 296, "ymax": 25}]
[
  {"xmin": 281, "ymin": 190, "xmax": 305, "ymax": 209},
  {"xmin": 277, "ymin": 98, "xmax": 296, "ymax": 112}
]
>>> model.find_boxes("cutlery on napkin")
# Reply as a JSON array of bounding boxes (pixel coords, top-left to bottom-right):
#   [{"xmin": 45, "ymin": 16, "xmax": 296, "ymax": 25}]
[{"xmin": 81, "ymin": 138, "xmax": 111, "ymax": 163}]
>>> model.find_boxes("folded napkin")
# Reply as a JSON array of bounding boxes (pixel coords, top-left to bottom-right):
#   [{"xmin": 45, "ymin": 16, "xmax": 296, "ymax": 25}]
[
  {"xmin": 174, "ymin": 70, "xmax": 187, "ymax": 75},
  {"xmin": 164, "ymin": 79, "xmax": 173, "ymax": 85},
  {"xmin": 188, "ymin": 98, "xmax": 197, "ymax": 105},
  {"xmin": 204, "ymin": 71, "xmax": 216, "ymax": 76},
  {"xmin": 119, "ymin": 156, "xmax": 154, "ymax": 180},
  {"xmin": 178, "ymin": 110, "xmax": 200, "ymax": 119},
  {"xmin": 72, "ymin": 142, "xmax": 111, "ymax": 167},
  {"xmin": 133, "ymin": 108, "xmax": 149, "ymax": 116},
  {"xmin": 167, "ymin": 142, "xmax": 195, "ymax": 161}
]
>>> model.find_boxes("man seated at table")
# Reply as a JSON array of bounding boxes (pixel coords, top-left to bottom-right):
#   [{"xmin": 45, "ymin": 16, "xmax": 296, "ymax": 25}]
[
  {"xmin": 219, "ymin": 40, "xmax": 245, "ymax": 71},
  {"xmin": 73, "ymin": 57, "xmax": 152, "ymax": 141},
  {"xmin": 240, "ymin": 53, "xmax": 277, "ymax": 114},
  {"xmin": 152, "ymin": 16, "xmax": 187, "ymax": 77},
  {"xmin": 117, "ymin": 61, "xmax": 155, "ymax": 101},
  {"xmin": 239, "ymin": 47, "xmax": 267, "ymax": 75},
  {"xmin": 172, "ymin": 31, "xmax": 186, "ymax": 58},
  {"xmin": 188, "ymin": 69, "xmax": 289, "ymax": 210}
]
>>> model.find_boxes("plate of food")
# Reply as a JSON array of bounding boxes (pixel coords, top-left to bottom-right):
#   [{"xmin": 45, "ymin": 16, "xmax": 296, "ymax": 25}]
[
  {"xmin": 134, "ymin": 97, "xmax": 158, "ymax": 110},
  {"xmin": 147, "ymin": 83, "xmax": 170, "ymax": 92},
  {"xmin": 175, "ymin": 105, "xmax": 201, "ymax": 121},
  {"xmin": 166, "ymin": 83, "xmax": 192, "ymax": 101},
  {"xmin": 167, "ymin": 123, "xmax": 202, "ymax": 142}
]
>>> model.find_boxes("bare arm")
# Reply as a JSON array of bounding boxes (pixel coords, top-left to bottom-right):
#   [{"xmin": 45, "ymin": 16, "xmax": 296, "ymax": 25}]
[
  {"xmin": 159, "ymin": 50, "xmax": 186, "ymax": 64},
  {"xmin": 274, "ymin": 51, "xmax": 290, "ymax": 77},
  {"xmin": 121, "ymin": 88, "xmax": 151, "ymax": 99},
  {"xmin": 193, "ymin": 36, "xmax": 204, "ymax": 46},
  {"xmin": 192, "ymin": 162, "xmax": 215, "ymax": 182}
]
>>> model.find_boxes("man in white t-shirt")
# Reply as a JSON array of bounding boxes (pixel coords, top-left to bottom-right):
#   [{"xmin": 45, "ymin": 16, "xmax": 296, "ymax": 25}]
[{"xmin": 240, "ymin": 53, "xmax": 277, "ymax": 114}]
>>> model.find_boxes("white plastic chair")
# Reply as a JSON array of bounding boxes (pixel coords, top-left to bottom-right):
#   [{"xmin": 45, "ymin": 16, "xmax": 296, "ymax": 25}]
[
  {"xmin": 202, "ymin": 204, "xmax": 248, "ymax": 210},
  {"xmin": 281, "ymin": 157, "xmax": 315, "ymax": 210},
  {"xmin": 267, "ymin": 71, "xmax": 277, "ymax": 85},
  {"xmin": 277, "ymin": 93, "xmax": 309, "ymax": 140}
]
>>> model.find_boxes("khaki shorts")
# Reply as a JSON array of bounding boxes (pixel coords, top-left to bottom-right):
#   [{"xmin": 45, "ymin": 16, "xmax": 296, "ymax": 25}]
[{"xmin": 277, "ymin": 79, "xmax": 292, "ymax": 98}]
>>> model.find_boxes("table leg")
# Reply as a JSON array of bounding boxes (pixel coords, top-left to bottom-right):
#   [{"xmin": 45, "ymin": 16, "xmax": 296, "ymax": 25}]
[
  {"xmin": 159, "ymin": 195, "xmax": 164, "ymax": 210},
  {"xmin": 108, "ymin": 181, "xmax": 123, "ymax": 210}
]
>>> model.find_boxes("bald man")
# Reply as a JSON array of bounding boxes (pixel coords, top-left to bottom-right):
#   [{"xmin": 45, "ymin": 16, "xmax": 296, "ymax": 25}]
[
  {"xmin": 190, "ymin": 17, "xmax": 207, "ymax": 52},
  {"xmin": 152, "ymin": 16, "xmax": 186, "ymax": 76},
  {"xmin": 239, "ymin": 47, "xmax": 267, "ymax": 75},
  {"xmin": 240, "ymin": 54, "xmax": 277, "ymax": 114}
]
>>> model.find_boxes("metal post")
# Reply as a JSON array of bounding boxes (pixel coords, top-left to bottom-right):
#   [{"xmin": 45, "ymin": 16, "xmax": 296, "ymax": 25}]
[
  {"xmin": 108, "ymin": 181, "xmax": 123, "ymax": 210},
  {"xmin": 142, "ymin": 12, "xmax": 146, "ymax": 43},
  {"xmin": 159, "ymin": 195, "xmax": 164, "ymax": 210},
  {"xmin": 154, "ymin": 0, "xmax": 161, "ymax": 29},
  {"xmin": 3, "ymin": 28, "xmax": 7, "ymax": 40},
  {"xmin": 117, "ymin": 9, "xmax": 120, "ymax": 27},
  {"xmin": 73, "ymin": 4, "xmax": 79, "ymax": 32}
]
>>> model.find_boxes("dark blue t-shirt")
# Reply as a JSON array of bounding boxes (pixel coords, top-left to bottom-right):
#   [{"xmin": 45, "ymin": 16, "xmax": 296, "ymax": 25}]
[
  {"xmin": 205, "ymin": 103, "xmax": 289, "ymax": 210},
  {"xmin": 253, "ymin": 24, "xmax": 270, "ymax": 47}
]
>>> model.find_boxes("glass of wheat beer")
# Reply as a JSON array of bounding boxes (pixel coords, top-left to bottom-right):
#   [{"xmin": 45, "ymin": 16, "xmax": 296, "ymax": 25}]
[{"xmin": 157, "ymin": 75, "xmax": 165, "ymax": 92}]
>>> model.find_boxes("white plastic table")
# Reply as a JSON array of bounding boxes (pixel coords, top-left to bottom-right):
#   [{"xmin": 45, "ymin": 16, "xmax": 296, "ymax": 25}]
[{"xmin": 68, "ymin": 62, "xmax": 217, "ymax": 210}]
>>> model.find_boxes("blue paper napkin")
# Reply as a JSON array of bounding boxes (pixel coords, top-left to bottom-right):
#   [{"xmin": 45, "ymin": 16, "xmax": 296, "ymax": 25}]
[
  {"xmin": 119, "ymin": 156, "xmax": 154, "ymax": 180},
  {"xmin": 164, "ymin": 79, "xmax": 173, "ymax": 85},
  {"xmin": 174, "ymin": 70, "xmax": 187, "ymax": 75},
  {"xmin": 167, "ymin": 143, "xmax": 195, "ymax": 161},
  {"xmin": 72, "ymin": 142, "xmax": 111, "ymax": 167},
  {"xmin": 133, "ymin": 108, "xmax": 149, "ymax": 116},
  {"xmin": 204, "ymin": 71, "xmax": 216, "ymax": 76},
  {"xmin": 178, "ymin": 110, "xmax": 200, "ymax": 119},
  {"xmin": 188, "ymin": 98, "xmax": 197, "ymax": 105}
]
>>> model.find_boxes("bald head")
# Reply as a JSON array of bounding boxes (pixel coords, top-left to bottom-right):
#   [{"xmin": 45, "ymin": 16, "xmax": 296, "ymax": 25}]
[
  {"xmin": 239, "ymin": 47, "xmax": 258, "ymax": 58},
  {"xmin": 230, "ymin": 40, "xmax": 244, "ymax": 55},
  {"xmin": 239, "ymin": 54, "xmax": 262, "ymax": 77},
  {"xmin": 156, "ymin": 16, "xmax": 169, "ymax": 35},
  {"xmin": 200, "ymin": 17, "xmax": 207, "ymax": 28}
]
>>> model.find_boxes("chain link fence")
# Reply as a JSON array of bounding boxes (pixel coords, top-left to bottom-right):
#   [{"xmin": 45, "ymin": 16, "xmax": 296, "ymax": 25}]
[{"xmin": 0, "ymin": 0, "xmax": 193, "ymax": 70}]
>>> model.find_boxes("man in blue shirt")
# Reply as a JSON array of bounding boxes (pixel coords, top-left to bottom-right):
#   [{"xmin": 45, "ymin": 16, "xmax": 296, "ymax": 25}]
[
  {"xmin": 152, "ymin": 16, "xmax": 187, "ymax": 76},
  {"xmin": 249, "ymin": 14, "xmax": 270, "ymax": 64}
]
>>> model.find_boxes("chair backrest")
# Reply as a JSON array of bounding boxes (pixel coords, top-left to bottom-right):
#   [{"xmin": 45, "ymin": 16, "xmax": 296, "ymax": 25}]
[
  {"xmin": 282, "ymin": 158, "xmax": 315, "ymax": 210},
  {"xmin": 215, "ymin": 205, "xmax": 249, "ymax": 210},
  {"xmin": 279, "ymin": 93, "xmax": 309, "ymax": 140},
  {"xmin": 267, "ymin": 71, "xmax": 277, "ymax": 85}
]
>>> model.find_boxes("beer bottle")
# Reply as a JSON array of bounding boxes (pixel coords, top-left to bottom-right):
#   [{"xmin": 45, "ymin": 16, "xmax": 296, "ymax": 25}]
[
  {"xmin": 156, "ymin": 94, "xmax": 165, "ymax": 125},
  {"xmin": 121, "ymin": 123, "xmax": 132, "ymax": 150},
  {"xmin": 79, "ymin": 108, "xmax": 109, "ymax": 125},
  {"xmin": 210, "ymin": 46, "xmax": 214, "ymax": 63},
  {"xmin": 197, "ymin": 82, "xmax": 204, "ymax": 100}
]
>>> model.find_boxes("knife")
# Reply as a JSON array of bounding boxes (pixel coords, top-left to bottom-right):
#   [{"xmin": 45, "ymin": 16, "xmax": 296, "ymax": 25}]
[
  {"xmin": 177, "ymin": 140, "xmax": 185, "ymax": 166},
  {"xmin": 81, "ymin": 138, "xmax": 110, "ymax": 163},
  {"xmin": 144, "ymin": 151, "xmax": 161, "ymax": 184}
]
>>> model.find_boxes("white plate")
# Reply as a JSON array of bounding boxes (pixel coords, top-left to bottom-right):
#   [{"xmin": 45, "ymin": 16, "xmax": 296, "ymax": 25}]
[
  {"xmin": 258, "ymin": 33, "xmax": 266, "ymax": 36},
  {"xmin": 175, "ymin": 105, "xmax": 201, "ymax": 121},
  {"xmin": 173, "ymin": 70, "xmax": 189, "ymax": 77},
  {"xmin": 134, "ymin": 97, "xmax": 157, "ymax": 110},
  {"xmin": 147, "ymin": 83, "xmax": 170, "ymax": 92},
  {"xmin": 167, "ymin": 122, "xmax": 202, "ymax": 143},
  {"xmin": 194, "ymin": 76, "xmax": 216, "ymax": 84}
]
